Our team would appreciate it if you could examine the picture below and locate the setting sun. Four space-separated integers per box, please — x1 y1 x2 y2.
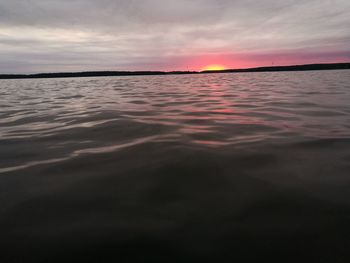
201 64 227 71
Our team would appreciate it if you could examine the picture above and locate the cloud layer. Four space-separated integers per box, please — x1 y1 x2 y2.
0 0 349 73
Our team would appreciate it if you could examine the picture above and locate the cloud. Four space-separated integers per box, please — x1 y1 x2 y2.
0 0 349 73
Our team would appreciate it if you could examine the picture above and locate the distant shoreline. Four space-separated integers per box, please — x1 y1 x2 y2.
1 62 349 80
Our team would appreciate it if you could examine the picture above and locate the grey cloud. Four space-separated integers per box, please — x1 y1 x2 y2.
0 0 349 73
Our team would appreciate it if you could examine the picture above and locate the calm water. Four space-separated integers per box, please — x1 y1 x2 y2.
1 70 350 262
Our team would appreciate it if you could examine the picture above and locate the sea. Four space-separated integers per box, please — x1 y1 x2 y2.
1 70 350 262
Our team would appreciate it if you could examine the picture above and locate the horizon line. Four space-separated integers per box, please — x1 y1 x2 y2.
1 62 350 79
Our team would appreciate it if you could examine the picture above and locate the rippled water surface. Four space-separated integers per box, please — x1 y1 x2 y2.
1 71 350 262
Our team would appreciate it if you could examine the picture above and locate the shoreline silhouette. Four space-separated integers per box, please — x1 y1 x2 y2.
0 62 349 79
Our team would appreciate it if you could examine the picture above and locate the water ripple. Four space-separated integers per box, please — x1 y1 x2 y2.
2 71 350 261
1 71 350 173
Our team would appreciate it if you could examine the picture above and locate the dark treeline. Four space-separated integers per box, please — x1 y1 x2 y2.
202 63 350 73
1 63 349 79
0 71 198 79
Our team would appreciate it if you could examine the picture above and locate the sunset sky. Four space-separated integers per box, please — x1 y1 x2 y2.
0 0 350 73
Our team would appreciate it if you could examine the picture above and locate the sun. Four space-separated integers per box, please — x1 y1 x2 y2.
201 64 227 71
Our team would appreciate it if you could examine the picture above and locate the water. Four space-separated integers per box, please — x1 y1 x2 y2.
1 70 350 262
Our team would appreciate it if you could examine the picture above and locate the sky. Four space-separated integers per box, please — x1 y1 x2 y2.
0 0 350 73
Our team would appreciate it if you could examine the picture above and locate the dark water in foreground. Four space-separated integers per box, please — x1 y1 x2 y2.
1 71 350 262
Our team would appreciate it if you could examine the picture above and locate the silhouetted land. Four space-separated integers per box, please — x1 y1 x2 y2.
1 63 349 79
202 62 350 74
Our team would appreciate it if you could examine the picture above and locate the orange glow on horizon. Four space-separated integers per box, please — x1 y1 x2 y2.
201 64 227 71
